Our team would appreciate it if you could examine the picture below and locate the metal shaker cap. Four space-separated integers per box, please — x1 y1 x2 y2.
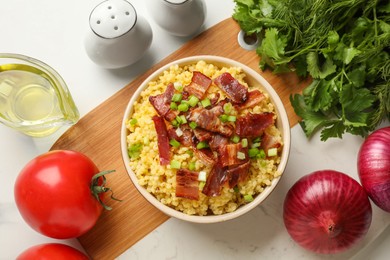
89 0 137 39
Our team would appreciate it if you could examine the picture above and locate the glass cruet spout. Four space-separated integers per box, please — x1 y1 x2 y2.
0 53 79 137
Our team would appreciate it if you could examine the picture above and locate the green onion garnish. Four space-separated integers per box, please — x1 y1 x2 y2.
258 149 266 159
227 115 236 122
248 148 260 158
187 95 199 107
189 121 197 129
198 171 207 182
237 151 246 160
129 118 137 125
244 194 254 202
230 135 240 143
169 139 180 148
241 138 248 148
189 161 196 170
223 102 233 114
201 98 211 108
178 103 189 112
179 115 187 124
267 148 278 157
196 141 209 149
170 160 181 169
220 114 229 123
172 93 182 102
170 102 178 110
174 82 183 91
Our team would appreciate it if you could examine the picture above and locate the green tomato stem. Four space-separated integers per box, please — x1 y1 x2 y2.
90 170 122 211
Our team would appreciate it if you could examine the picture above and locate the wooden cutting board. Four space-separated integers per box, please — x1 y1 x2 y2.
50 18 308 260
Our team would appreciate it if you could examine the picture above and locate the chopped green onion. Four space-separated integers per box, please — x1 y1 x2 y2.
257 149 266 159
248 148 260 158
170 160 181 169
227 115 236 122
244 194 254 202
128 143 143 159
201 98 211 108
199 181 206 190
189 161 196 170
172 93 182 102
188 95 199 107
174 82 183 91
175 115 187 125
175 127 183 137
186 150 194 156
223 102 233 114
241 138 248 148
178 103 189 112
170 102 178 110
189 121 197 129
230 135 240 143
169 139 180 148
253 137 261 143
233 186 239 193
196 141 209 149
129 118 137 125
251 142 261 148
198 171 207 182
267 148 278 157
171 119 179 127
220 114 229 122
237 151 246 160
179 115 187 124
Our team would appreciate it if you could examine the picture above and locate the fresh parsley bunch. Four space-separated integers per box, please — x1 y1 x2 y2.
233 0 390 141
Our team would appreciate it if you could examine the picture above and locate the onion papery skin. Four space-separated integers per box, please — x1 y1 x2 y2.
358 126 390 212
283 170 372 254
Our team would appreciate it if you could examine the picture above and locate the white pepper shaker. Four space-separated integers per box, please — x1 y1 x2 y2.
145 0 207 37
84 0 153 69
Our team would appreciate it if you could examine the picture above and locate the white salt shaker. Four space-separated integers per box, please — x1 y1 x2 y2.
84 0 153 69
145 0 207 37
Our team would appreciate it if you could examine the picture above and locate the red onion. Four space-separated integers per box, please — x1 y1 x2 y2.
358 126 390 212
283 170 372 254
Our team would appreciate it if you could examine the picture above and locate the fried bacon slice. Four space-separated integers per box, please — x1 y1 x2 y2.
261 130 282 154
167 124 193 147
176 169 199 200
149 83 175 117
152 115 171 165
235 112 274 137
218 143 249 168
187 106 233 137
202 162 228 197
184 71 212 99
227 161 250 188
236 90 265 110
213 72 248 104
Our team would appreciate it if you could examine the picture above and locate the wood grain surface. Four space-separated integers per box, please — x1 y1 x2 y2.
50 18 308 260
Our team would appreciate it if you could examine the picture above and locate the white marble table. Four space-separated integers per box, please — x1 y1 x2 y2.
1 1 389 259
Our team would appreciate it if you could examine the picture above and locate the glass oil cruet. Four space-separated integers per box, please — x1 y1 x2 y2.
0 53 79 137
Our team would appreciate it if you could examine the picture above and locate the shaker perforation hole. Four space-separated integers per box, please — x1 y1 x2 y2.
114 26 119 30
125 11 130 15
107 6 112 9
96 20 101 24
111 15 116 19
237 30 259 51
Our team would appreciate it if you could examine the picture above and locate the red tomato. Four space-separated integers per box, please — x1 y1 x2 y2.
14 150 105 239
17 243 89 260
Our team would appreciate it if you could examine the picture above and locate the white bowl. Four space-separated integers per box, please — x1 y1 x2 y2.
121 55 290 223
